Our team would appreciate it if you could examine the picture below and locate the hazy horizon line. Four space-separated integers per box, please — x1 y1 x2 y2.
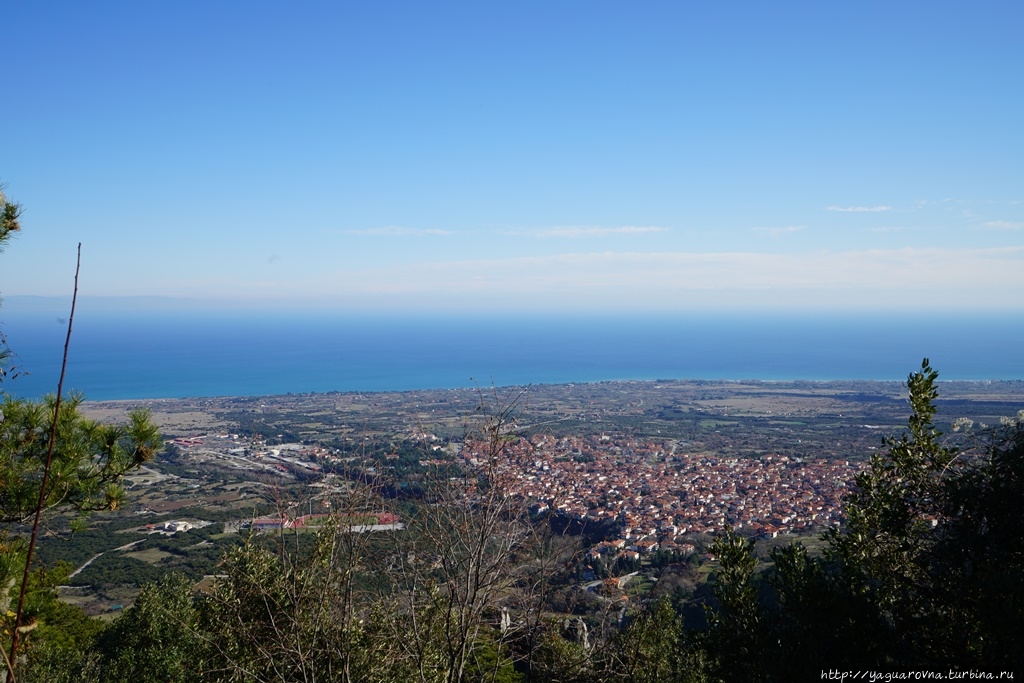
4 294 1023 317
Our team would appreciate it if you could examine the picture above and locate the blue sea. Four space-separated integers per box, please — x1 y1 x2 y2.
2 304 1023 401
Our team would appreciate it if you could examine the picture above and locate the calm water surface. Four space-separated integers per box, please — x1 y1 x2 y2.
2 309 1022 400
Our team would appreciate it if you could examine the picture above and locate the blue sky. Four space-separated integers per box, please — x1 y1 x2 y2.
3 1 1022 313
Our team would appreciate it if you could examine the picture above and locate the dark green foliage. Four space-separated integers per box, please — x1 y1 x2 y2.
0 395 162 524
526 625 592 683
87 524 426 682
927 417 1024 669
200 537 357 680
698 360 1024 678
32 526 123 569
527 597 709 683
1 394 162 673
0 186 21 382
0 186 20 252
4 562 105 683
702 531 764 682
461 634 523 683
97 574 202 683
68 553 171 588
611 596 700 683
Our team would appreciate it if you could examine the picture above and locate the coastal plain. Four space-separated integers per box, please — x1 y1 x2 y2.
50 378 1022 617
82 377 1024 460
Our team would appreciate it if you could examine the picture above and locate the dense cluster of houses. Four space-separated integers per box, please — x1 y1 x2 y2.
171 427 861 563
463 432 862 560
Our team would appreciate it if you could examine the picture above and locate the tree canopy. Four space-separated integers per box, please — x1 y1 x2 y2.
701 360 1024 680
0 186 20 250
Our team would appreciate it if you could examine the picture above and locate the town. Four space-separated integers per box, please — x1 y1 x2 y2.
485 433 858 541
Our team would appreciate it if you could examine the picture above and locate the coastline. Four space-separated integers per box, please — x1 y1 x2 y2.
78 376 1024 438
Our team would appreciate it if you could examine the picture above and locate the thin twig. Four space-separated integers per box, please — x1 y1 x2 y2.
0 640 17 683
8 243 81 669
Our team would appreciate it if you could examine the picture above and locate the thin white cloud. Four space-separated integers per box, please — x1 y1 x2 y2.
301 246 1024 311
983 220 1024 230
825 205 892 213
865 226 918 233
343 226 454 236
94 246 1024 311
752 225 804 237
509 226 669 238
